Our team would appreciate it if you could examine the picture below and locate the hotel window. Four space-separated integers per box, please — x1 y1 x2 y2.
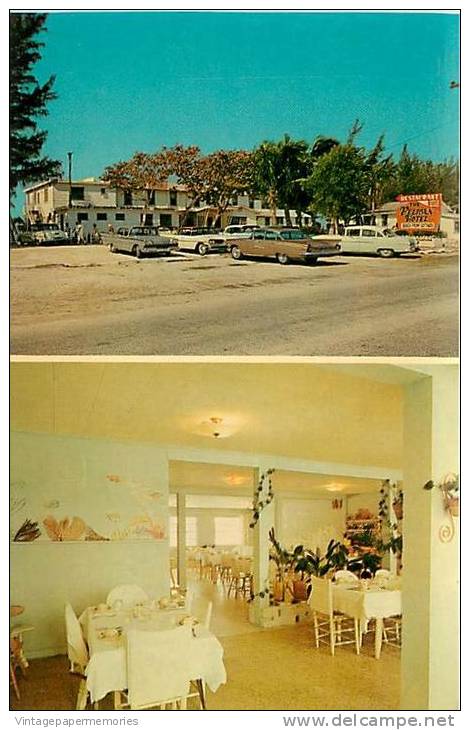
77 212 88 222
160 214 172 227
123 190 133 206
101 187 107 195
169 516 198 547
71 186 85 201
214 516 244 546
276 216 284 225
97 212 107 221
44 189 49 203
148 190 156 205
115 213 125 221
230 195 238 206
248 198 255 209
169 189 178 206
454 220 460 233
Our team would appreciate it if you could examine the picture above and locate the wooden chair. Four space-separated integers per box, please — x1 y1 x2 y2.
228 558 252 599
10 609 34 701
309 576 360 655
382 616 402 648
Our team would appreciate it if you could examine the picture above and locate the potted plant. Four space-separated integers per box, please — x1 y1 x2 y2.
424 473 459 516
268 528 302 603
348 550 382 578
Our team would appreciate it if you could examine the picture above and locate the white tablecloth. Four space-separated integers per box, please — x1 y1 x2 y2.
81 606 227 703
333 585 402 624
332 585 401 659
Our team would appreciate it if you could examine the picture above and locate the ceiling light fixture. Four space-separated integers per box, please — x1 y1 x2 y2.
210 417 223 438
185 412 242 439
325 483 346 492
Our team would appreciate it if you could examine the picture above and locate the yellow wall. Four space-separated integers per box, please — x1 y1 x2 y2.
10 361 404 471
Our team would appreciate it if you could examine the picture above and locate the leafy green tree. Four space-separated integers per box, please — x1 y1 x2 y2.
253 134 338 227
10 13 61 202
202 149 254 227
381 146 459 208
104 145 254 228
364 135 394 211
307 142 370 231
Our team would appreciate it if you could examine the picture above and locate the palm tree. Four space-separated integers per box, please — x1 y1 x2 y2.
253 134 339 228
252 141 280 225
276 134 310 226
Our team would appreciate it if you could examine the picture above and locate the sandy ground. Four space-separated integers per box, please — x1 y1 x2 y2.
10 244 459 356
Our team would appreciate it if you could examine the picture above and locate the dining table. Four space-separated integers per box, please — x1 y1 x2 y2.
332 582 402 659
79 602 227 705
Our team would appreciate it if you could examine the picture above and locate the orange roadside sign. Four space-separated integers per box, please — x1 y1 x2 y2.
396 193 442 232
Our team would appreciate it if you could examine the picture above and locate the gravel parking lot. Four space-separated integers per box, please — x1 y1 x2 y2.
10 244 459 356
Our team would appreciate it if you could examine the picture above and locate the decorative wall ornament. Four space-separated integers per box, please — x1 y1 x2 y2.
424 473 459 541
249 468 275 528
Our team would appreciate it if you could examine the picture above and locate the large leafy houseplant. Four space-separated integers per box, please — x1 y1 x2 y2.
294 539 349 579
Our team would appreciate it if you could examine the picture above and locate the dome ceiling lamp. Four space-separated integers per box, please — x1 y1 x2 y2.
193 415 238 439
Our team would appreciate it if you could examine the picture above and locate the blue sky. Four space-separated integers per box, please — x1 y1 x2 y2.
23 11 460 199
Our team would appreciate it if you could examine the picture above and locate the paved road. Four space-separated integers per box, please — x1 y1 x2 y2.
10 246 459 356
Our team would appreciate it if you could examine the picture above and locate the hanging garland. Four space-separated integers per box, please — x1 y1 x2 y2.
378 478 403 571
249 468 275 528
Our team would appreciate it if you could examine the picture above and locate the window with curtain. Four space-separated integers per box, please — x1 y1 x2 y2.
214 516 244 546
169 516 198 547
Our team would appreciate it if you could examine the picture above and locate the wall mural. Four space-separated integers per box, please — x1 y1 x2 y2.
10 469 167 544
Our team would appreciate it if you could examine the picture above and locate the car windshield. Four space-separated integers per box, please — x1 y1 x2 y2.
131 227 158 236
31 223 59 231
382 229 396 237
279 230 305 240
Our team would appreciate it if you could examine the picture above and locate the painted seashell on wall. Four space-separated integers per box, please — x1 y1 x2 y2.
43 515 87 541
13 519 41 542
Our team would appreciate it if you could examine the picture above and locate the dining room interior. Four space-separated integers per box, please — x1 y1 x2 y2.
9 359 459 711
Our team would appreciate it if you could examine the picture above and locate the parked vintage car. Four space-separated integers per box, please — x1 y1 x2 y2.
222 224 260 238
29 222 69 245
229 227 341 264
341 226 417 257
164 227 227 255
103 226 178 258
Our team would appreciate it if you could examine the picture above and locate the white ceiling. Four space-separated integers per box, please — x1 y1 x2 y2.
10 360 434 470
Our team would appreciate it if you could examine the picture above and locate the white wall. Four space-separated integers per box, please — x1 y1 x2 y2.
401 368 459 710
10 431 170 658
277 497 345 552
169 506 252 548
346 491 380 517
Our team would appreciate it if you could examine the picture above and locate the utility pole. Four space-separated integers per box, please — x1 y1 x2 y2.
67 152 73 207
